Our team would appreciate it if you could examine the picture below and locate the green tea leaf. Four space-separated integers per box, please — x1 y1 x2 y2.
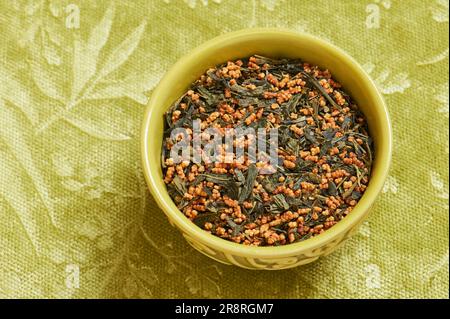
273 194 289 210
172 175 187 197
300 70 341 110
226 218 243 237
234 169 245 184
193 212 219 228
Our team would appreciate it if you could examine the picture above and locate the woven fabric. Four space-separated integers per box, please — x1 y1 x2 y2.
0 0 448 299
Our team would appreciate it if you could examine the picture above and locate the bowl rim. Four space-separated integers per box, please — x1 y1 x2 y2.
141 28 392 258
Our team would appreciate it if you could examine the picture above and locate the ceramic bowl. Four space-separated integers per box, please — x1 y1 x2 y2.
141 28 392 270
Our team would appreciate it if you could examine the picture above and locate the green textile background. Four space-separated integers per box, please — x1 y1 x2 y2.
0 0 448 299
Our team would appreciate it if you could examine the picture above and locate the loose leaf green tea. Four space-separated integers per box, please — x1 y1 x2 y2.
162 55 373 246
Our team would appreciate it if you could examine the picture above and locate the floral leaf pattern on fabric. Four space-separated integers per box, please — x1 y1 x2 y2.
72 4 115 99
362 63 411 94
0 65 39 125
0 100 57 227
30 4 149 136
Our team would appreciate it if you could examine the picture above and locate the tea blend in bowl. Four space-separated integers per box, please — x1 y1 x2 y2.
162 55 373 246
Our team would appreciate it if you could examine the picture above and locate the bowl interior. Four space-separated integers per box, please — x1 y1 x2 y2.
142 29 391 258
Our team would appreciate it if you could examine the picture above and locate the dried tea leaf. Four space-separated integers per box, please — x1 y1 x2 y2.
226 218 243 237
273 194 289 210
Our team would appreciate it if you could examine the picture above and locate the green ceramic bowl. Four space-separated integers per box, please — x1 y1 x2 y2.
141 28 392 270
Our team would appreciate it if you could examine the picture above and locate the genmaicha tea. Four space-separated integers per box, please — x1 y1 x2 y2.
162 55 373 246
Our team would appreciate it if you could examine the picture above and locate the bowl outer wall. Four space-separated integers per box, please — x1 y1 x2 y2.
141 28 392 259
